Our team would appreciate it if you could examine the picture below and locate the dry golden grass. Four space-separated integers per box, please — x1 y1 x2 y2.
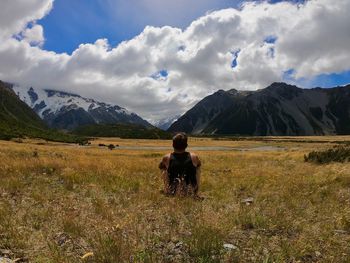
0 137 349 262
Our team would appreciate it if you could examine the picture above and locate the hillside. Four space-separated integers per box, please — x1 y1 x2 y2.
0 81 86 143
74 123 172 139
169 82 350 136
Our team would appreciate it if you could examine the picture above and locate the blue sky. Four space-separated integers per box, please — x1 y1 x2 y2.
296 71 350 88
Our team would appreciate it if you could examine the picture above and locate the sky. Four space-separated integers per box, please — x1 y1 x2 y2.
0 0 349 122
39 0 242 54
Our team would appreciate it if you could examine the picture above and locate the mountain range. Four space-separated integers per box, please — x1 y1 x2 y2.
2 80 350 138
168 82 350 136
12 86 151 131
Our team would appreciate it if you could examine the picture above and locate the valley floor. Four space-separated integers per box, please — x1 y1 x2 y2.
0 137 349 262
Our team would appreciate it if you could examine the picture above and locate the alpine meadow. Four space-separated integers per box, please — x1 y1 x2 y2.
1 137 350 262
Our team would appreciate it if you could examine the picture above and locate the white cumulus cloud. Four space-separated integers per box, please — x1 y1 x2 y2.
0 0 53 41
22 24 45 46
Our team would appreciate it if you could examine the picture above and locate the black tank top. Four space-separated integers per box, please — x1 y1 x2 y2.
167 152 197 187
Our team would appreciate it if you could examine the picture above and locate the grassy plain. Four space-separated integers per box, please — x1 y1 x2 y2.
0 137 349 262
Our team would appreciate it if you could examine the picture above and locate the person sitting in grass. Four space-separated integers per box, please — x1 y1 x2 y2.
159 132 201 197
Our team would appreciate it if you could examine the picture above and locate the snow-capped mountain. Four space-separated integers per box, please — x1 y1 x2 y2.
153 115 180 130
12 86 151 130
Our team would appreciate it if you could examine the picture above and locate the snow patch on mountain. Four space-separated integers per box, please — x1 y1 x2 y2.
13 86 130 118
153 115 180 130
12 86 150 130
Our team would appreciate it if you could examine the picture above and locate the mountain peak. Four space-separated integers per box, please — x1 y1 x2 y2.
215 88 252 97
266 82 299 90
227 89 238 94
214 89 226 95
262 82 302 100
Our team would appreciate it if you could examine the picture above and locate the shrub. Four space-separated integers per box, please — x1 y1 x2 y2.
108 144 116 150
304 145 350 164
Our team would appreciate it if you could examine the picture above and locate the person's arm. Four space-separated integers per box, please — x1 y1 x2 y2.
159 154 170 193
190 153 201 194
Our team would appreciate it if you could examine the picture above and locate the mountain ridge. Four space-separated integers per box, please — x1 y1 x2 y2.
168 82 350 136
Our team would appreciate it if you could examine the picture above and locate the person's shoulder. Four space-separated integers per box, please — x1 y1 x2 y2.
162 153 172 164
189 152 201 167
189 152 199 159
162 153 171 161
159 153 171 170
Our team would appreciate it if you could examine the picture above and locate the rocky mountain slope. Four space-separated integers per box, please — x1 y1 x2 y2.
13 86 151 130
168 82 350 136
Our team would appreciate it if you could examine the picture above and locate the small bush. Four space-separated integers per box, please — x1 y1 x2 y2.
79 140 91 146
304 145 350 164
108 144 116 150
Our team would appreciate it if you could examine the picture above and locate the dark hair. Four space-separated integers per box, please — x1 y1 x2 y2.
172 132 188 151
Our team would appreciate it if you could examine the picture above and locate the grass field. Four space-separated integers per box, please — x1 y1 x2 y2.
0 137 349 262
